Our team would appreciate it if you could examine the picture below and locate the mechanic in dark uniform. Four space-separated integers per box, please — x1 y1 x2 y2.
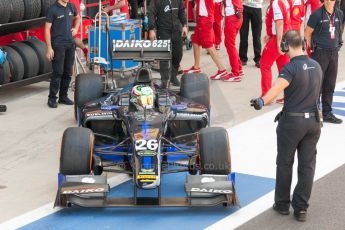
148 0 188 88
45 0 80 108
305 0 344 123
251 30 322 222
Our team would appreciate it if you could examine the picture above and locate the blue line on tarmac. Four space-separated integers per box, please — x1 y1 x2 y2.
19 173 275 230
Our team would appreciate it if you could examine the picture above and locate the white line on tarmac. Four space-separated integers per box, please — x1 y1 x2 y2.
205 191 275 230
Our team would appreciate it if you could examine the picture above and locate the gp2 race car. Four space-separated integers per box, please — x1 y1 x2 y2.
55 40 238 208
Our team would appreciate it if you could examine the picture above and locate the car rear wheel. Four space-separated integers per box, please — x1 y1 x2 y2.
74 73 103 120
180 73 210 110
60 127 94 175
170 73 210 143
199 127 231 175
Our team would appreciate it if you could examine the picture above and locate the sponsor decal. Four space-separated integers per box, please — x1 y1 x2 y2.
62 187 105 194
85 111 113 117
293 7 299 16
135 139 158 151
113 40 170 49
138 150 157 156
139 170 155 174
201 177 216 183
137 175 157 179
303 63 315 70
164 5 178 12
101 105 119 111
190 188 232 194
140 180 156 183
81 177 96 184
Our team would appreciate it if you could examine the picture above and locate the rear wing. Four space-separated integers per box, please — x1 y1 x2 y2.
112 40 171 62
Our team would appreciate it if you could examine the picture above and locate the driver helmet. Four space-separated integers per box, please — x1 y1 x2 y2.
132 85 155 109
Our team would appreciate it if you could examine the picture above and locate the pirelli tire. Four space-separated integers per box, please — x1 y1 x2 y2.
0 0 11 24
9 0 25 22
9 42 39 79
199 127 231 175
74 74 103 120
0 61 11 85
2 46 24 82
60 127 94 175
41 0 56 16
23 38 52 74
180 73 210 110
23 0 42 20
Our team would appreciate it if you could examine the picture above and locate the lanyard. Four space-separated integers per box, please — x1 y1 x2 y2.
325 11 335 27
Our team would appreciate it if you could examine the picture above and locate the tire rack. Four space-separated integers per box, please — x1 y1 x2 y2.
0 17 52 91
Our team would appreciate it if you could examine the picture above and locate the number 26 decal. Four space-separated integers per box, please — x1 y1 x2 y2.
135 139 158 151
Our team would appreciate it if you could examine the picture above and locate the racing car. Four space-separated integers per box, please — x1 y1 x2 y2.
55 40 237 208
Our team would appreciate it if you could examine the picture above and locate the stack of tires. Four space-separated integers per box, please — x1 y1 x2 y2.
0 0 55 24
0 38 52 85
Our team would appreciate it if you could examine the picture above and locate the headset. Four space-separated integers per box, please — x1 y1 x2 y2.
280 31 306 53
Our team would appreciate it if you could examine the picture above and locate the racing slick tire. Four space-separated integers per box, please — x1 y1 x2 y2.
23 0 42 20
41 0 56 16
60 127 94 175
199 127 231 175
180 73 210 110
0 61 11 85
8 42 39 79
9 0 25 22
23 38 52 74
2 46 25 81
0 0 11 24
74 73 103 120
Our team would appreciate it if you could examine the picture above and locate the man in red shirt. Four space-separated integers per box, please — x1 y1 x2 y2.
213 0 224 50
184 0 227 80
260 0 291 97
304 0 321 25
289 0 305 30
102 0 129 16
221 0 244 82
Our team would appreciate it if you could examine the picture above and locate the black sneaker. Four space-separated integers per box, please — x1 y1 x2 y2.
273 203 290 215
255 61 260 68
58 96 74 105
323 113 343 124
294 209 307 222
47 99 58 108
241 60 247 66
170 76 180 87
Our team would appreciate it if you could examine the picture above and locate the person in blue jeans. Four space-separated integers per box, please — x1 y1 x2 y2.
45 0 80 108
